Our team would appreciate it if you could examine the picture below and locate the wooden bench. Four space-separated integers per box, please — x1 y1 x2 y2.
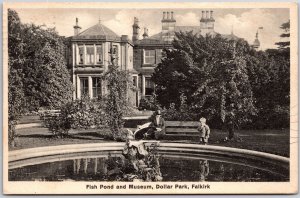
165 121 199 137
39 110 61 127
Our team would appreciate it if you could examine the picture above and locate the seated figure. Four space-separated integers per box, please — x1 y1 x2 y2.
145 110 165 140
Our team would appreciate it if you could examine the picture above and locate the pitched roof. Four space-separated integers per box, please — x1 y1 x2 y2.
149 32 163 40
221 33 240 41
144 26 241 44
73 23 119 40
174 26 202 34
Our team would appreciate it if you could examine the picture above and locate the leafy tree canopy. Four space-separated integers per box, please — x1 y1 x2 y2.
152 32 257 136
8 9 73 145
8 9 73 113
152 30 290 132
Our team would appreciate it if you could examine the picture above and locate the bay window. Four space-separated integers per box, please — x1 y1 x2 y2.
96 45 103 64
78 46 84 64
86 46 94 64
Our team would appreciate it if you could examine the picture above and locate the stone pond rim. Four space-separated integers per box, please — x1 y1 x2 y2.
8 142 289 175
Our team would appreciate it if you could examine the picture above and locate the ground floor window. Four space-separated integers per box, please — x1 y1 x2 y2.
145 77 154 97
80 77 89 97
92 77 102 99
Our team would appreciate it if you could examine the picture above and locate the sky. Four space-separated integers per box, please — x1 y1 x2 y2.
14 8 289 50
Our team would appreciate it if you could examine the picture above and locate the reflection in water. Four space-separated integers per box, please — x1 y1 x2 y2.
70 157 108 180
199 160 209 181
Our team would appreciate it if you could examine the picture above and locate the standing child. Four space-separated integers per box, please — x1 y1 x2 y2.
197 117 210 145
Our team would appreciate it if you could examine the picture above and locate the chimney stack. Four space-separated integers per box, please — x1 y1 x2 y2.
171 11 174 20
73 17 81 36
132 17 140 43
142 28 149 39
210 10 214 18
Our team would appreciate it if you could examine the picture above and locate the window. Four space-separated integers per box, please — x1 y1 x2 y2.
80 77 89 97
78 46 84 64
144 50 155 64
112 45 118 56
156 49 163 64
86 46 94 64
133 76 137 87
92 77 102 99
96 45 103 64
145 77 154 96
109 45 118 64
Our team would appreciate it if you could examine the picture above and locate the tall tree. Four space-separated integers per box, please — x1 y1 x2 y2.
8 9 73 146
102 48 131 140
246 49 289 129
152 32 257 138
20 24 73 110
8 9 26 146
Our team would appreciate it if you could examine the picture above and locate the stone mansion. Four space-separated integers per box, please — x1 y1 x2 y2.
65 10 260 107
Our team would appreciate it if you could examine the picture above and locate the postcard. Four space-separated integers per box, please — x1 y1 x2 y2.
3 1 298 194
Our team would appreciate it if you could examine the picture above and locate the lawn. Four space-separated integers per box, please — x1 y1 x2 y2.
11 126 290 157
11 127 112 151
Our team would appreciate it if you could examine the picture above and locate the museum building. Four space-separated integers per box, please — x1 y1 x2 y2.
66 10 260 107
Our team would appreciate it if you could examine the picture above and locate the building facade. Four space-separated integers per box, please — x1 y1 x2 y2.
66 19 138 106
66 11 260 107
132 10 242 105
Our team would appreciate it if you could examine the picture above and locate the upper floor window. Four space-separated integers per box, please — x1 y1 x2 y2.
96 45 103 64
112 45 118 56
109 45 119 64
78 46 84 64
156 49 163 64
86 46 94 65
144 50 155 65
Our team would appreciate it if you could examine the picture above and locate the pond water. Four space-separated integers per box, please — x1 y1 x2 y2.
9 154 288 182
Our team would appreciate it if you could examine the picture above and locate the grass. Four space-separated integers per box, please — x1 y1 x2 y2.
11 126 290 157
204 129 289 157
11 127 113 151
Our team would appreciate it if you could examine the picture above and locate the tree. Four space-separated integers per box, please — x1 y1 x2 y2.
102 49 132 140
275 20 290 49
29 41 73 108
245 22 290 129
246 49 289 129
152 32 257 138
20 24 73 110
8 9 26 146
8 9 73 146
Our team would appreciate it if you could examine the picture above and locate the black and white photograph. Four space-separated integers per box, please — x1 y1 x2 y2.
3 2 298 194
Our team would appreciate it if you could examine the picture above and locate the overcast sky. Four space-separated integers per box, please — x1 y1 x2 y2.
14 8 289 50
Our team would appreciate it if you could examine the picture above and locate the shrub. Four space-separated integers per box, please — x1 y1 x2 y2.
45 114 71 138
161 95 199 121
138 94 160 111
138 98 155 111
44 97 107 137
